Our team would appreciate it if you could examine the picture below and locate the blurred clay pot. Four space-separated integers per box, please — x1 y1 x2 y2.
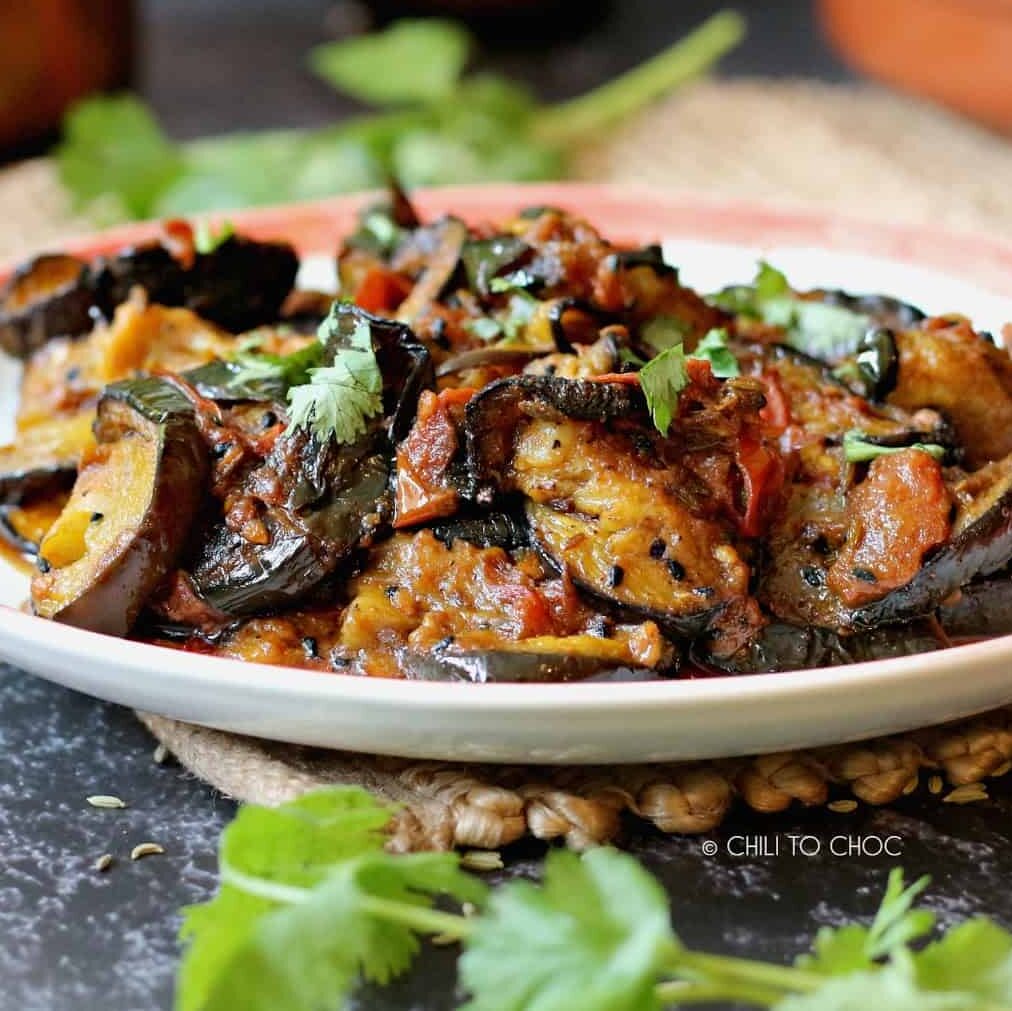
0 1 132 153
819 0 1012 133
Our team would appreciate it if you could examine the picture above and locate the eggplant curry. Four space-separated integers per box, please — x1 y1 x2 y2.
3 188 1012 682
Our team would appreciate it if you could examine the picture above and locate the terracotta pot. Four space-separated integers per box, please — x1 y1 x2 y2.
819 0 1012 133
0 1 132 153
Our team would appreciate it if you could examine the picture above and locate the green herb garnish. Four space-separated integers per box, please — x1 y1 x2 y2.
194 218 236 254
639 344 690 437
287 315 383 444
177 786 1012 1011
691 327 740 378
843 431 947 463
57 13 745 221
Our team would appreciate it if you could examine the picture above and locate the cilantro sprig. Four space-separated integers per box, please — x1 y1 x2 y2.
638 327 740 436
177 786 1012 1011
843 431 947 464
712 261 872 362
56 13 744 221
229 303 384 444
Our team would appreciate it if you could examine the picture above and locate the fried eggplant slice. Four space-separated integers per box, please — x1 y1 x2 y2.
31 378 208 635
0 412 95 504
0 254 94 358
466 373 768 637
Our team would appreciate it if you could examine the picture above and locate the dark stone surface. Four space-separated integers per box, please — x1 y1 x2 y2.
5 662 1012 1011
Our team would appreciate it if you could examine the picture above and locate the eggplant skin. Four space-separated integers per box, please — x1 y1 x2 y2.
31 378 208 636
0 254 94 358
430 511 529 552
182 237 299 333
400 648 648 683
189 307 431 617
695 621 943 675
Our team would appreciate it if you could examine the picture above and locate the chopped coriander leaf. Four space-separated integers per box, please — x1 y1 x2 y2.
692 327 740 378
287 319 384 444
843 431 947 463
459 848 677 1011
639 344 689 436
755 259 790 300
465 317 504 342
228 341 325 391
768 298 871 362
194 218 236 254
641 314 690 353
462 237 530 295
309 19 473 106
618 346 646 368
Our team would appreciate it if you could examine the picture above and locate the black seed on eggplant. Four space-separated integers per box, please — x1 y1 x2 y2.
666 559 686 581
650 539 666 559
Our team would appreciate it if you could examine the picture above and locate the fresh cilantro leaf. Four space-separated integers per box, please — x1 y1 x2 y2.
692 328 740 378
641 315 691 353
194 219 235 254
459 848 676 1011
755 259 790 300
288 318 384 443
177 787 395 1011
178 787 486 1011
309 19 472 106
914 919 1012 999
842 431 946 464
766 298 871 362
229 341 325 392
799 869 934 976
462 236 530 295
639 345 689 436
776 963 981 1011
465 317 504 342
619 347 647 368
58 94 185 219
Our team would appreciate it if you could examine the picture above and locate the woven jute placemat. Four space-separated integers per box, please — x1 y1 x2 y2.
6 80 1012 849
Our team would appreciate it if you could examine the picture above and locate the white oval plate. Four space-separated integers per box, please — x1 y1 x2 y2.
2 183 1011 764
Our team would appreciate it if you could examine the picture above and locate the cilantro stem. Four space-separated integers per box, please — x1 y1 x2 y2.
675 950 824 994
533 11 745 146
356 895 475 940
654 978 782 1006
220 866 312 906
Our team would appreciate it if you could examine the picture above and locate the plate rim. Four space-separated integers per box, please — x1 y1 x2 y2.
3 181 1012 724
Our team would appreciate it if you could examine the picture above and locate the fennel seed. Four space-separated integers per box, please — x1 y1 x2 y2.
87 795 127 809
943 784 989 805
94 853 114 872
153 743 169 764
827 800 858 814
130 842 165 860
992 761 1012 778
929 775 944 794
902 777 918 796
461 850 504 872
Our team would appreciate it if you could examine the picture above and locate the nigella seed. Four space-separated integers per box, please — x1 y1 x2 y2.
37 557 51 573
853 568 878 583
384 584 400 600
301 637 319 660
694 585 716 598
666 559 685 581
212 442 234 460
649 538 666 559
552 440 561 450
608 565 625 588
90 512 105 523
801 565 824 587
434 636 456 652
260 410 278 431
